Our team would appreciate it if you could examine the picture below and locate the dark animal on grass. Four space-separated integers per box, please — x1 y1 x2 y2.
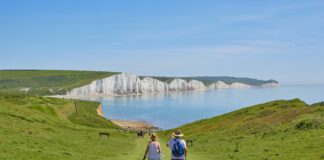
99 132 110 138
137 131 145 137
186 139 194 147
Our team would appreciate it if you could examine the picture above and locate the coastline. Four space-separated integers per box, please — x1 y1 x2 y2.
48 87 249 99
49 89 208 99
95 103 159 131
48 83 279 99
111 119 159 131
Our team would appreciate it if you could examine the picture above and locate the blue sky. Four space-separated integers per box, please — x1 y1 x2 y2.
1 1 324 84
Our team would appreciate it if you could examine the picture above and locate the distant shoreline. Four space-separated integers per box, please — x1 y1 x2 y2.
48 85 277 99
110 119 159 131
96 103 159 131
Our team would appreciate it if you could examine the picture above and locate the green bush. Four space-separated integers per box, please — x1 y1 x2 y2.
295 118 323 130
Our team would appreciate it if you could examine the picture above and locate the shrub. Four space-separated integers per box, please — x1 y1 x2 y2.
295 118 323 130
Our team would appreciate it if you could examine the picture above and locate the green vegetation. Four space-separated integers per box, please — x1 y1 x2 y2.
161 99 324 160
0 92 322 159
0 70 118 95
0 93 160 160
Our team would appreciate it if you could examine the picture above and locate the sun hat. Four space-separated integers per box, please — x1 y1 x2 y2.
171 130 184 138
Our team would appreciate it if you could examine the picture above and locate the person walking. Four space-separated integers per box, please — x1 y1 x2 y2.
168 130 188 160
143 133 162 160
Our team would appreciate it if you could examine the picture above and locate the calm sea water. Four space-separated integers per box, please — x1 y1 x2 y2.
81 85 324 129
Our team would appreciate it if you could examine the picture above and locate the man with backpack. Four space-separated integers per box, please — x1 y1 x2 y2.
167 130 188 160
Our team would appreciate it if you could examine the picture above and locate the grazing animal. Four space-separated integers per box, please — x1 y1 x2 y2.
186 139 193 147
99 132 110 138
137 131 145 137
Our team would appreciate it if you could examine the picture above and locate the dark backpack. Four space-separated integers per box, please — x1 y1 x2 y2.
172 139 185 157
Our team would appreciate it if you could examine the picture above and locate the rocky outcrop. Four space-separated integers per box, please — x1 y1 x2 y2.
168 79 205 91
97 104 104 117
141 77 169 93
67 73 274 96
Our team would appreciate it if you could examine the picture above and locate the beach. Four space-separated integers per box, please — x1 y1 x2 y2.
111 119 159 131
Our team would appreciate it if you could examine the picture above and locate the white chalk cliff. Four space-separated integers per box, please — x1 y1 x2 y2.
66 73 273 96
208 81 252 89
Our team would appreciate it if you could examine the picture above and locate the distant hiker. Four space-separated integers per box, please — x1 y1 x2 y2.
167 130 187 160
143 133 162 160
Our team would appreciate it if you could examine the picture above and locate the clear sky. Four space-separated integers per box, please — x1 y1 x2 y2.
1 1 324 84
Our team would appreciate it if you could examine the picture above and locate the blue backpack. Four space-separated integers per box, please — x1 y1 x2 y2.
172 139 185 157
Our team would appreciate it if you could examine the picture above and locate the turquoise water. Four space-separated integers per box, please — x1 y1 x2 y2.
82 85 324 129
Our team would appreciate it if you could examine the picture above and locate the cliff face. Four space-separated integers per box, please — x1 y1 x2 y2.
168 79 205 91
208 81 251 89
66 73 274 96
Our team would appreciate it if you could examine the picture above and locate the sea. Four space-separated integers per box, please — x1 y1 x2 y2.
80 85 324 129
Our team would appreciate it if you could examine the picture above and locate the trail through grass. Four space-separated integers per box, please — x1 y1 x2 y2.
1 93 323 159
0 94 186 160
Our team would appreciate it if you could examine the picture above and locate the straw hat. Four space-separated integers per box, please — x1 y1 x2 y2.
172 130 184 138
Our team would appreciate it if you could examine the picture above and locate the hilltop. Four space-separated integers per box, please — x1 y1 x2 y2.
0 70 118 95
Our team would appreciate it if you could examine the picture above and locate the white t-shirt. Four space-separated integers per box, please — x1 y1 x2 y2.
148 141 161 159
168 138 187 159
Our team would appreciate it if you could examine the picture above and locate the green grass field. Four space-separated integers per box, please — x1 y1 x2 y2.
0 93 154 160
161 99 324 160
0 93 323 159
0 70 118 95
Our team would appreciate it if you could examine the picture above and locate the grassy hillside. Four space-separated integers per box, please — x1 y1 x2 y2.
0 93 323 159
0 70 118 95
0 93 157 160
161 99 324 160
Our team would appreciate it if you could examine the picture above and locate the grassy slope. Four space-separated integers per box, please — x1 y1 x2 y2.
1 92 323 159
161 99 324 160
0 94 155 160
0 70 118 95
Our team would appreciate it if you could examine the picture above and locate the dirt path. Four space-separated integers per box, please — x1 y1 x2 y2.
127 134 171 160
107 122 200 159
132 134 200 160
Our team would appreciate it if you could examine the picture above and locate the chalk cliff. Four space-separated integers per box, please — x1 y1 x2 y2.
66 73 275 96
208 81 251 89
